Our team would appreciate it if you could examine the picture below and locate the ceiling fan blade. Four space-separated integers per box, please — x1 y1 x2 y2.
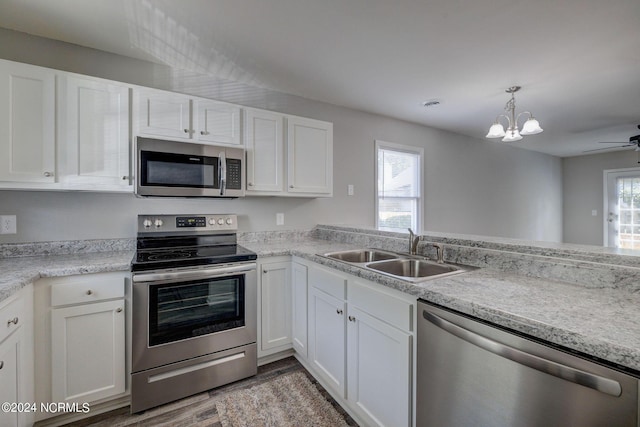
583 144 634 153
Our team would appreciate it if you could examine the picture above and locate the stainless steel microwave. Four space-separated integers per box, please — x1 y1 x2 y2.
135 137 245 198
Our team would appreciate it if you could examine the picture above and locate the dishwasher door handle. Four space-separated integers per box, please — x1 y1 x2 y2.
422 310 623 397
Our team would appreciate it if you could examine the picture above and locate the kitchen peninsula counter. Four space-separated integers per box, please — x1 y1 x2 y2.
1 228 639 375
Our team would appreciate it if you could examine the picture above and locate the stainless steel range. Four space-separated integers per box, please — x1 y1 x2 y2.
130 214 257 413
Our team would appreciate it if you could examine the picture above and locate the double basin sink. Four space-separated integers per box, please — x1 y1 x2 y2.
321 249 467 283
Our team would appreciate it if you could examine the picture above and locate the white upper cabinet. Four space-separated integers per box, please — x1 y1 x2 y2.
58 75 131 188
196 99 241 145
245 109 333 197
0 59 55 183
245 108 285 193
136 89 192 140
287 116 333 195
135 88 241 145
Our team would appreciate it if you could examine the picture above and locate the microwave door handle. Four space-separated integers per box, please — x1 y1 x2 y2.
219 151 226 195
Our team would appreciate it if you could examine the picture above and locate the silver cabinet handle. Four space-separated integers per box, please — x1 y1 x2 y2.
7 317 18 326
348 315 356 322
0 361 3 369
422 310 623 397
86 290 93 295
200 131 210 135
336 309 343 315
44 171 53 177
116 307 123 313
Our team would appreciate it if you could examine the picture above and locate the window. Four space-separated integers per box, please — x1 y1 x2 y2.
375 140 423 232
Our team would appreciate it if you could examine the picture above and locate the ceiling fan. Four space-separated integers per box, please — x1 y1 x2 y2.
582 125 640 154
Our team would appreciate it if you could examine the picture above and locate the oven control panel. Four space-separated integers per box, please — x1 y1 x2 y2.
138 214 238 233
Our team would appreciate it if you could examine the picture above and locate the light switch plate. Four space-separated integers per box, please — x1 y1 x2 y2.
276 213 284 226
348 184 354 196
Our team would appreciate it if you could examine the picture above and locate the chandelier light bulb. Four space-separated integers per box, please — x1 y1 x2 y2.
486 123 506 138
521 117 543 135
502 128 522 142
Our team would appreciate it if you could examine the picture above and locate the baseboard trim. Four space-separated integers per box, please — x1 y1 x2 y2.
258 349 295 366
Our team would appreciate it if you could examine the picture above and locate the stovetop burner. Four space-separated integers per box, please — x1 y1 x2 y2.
131 214 257 273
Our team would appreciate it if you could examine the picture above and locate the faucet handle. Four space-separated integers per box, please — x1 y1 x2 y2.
431 243 444 264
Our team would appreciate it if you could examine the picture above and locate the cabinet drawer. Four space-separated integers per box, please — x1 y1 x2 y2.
349 280 413 332
0 293 24 344
308 265 346 300
51 272 125 307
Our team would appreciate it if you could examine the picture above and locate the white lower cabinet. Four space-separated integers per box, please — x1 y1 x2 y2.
0 285 34 427
258 258 292 357
35 272 128 422
291 262 309 358
304 261 415 427
257 256 415 426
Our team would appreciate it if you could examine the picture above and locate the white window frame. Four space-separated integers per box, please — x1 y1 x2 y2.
374 140 424 232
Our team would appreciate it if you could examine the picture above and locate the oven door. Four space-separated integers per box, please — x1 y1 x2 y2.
132 263 257 373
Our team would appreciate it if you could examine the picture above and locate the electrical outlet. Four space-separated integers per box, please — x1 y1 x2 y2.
347 184 354 196
0 215 17 234
276 213 285 226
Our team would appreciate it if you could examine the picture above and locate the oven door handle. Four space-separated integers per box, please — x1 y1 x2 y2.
132 263 256 283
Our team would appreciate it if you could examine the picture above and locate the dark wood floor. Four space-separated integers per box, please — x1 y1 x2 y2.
62 357 358 426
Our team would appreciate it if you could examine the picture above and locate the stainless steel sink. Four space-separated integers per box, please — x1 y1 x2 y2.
323 249 399 263
366 258 462 281
320 248 468 282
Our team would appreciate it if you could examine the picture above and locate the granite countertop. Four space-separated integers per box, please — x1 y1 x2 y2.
0 250 134 303
243 239 640 373
1 237 638 374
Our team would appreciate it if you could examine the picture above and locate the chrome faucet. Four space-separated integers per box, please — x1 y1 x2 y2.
431 243 444 264
408 228 420 255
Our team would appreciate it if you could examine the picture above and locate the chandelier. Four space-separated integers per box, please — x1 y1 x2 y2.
485 86 543 142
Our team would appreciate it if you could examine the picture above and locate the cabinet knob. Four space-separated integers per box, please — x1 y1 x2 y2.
116 307 123 313
248 182 253 186
0 361 3 370
43 171 53 177
200 131 210 135
336 309 343 315
122 176 129 180
289 185 294 189
184 129 189 133
86 290 93 295
348 315 356 322
263 270 267 274
7 317 18 326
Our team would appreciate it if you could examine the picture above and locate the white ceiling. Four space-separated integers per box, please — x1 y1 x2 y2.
1 0 639 157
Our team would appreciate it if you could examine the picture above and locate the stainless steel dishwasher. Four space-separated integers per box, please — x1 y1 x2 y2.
417 300 638 427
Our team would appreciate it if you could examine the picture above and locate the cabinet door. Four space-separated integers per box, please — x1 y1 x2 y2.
137 89 192 140
196 99 240 145
245 109 284 193
0 60 55 183
286 116 332 195
347 306 412 427
0 333 19 427
308 287 346 397
59 75 131 188
291 262 308 358
259 262 292 354
51 299 125 403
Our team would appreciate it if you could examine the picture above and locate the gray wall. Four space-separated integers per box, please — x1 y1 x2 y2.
563 151 638 245
0 28 563 244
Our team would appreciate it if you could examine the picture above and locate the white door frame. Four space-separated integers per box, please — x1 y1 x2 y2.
603 167 640 247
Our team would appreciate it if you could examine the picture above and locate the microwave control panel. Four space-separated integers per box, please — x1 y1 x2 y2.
225 159 242 190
